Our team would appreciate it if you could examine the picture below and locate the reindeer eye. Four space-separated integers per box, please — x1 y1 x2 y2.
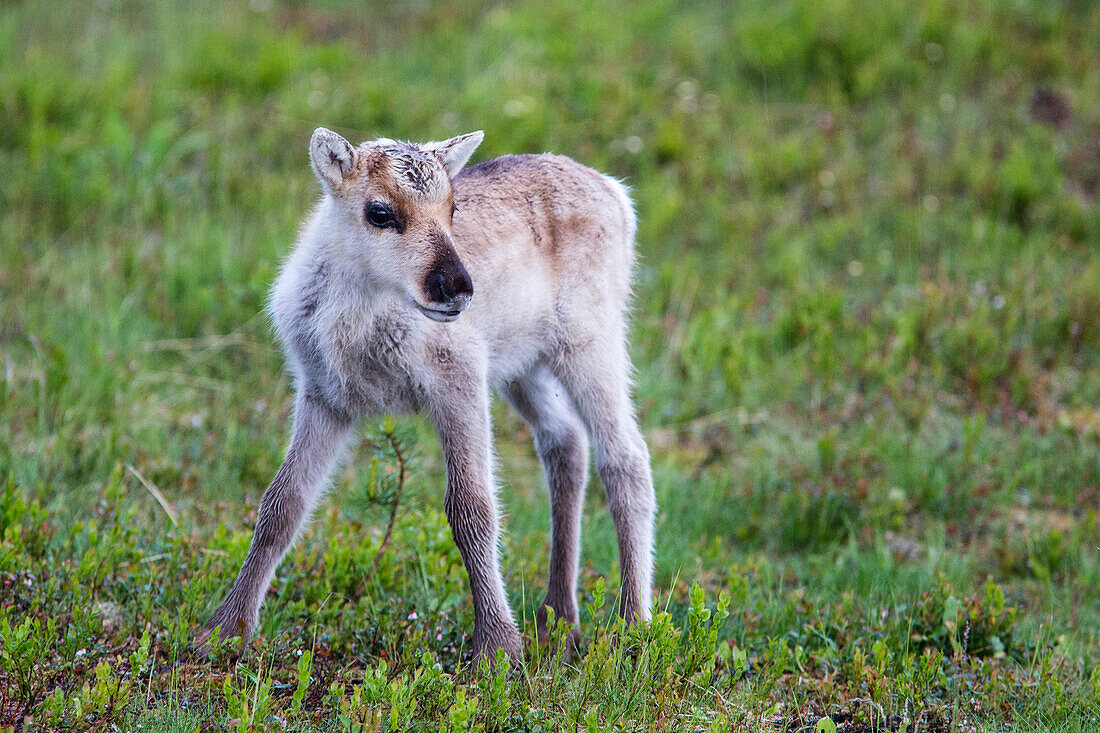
366 201 396 229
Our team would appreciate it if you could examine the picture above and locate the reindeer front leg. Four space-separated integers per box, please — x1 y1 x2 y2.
198 393 352 650
428 367 522 667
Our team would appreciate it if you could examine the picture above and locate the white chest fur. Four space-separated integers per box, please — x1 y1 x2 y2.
271 251 422 417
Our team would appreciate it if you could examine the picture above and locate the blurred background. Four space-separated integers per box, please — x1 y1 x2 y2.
2 0 1099 720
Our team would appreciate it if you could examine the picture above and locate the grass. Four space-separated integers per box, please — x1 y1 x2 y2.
2 0 1099 729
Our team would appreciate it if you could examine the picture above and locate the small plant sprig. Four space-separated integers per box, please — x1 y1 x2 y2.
681 582 732 687
371 419 411 573
222 662 275 733
345 417 418 574
0 616 55 719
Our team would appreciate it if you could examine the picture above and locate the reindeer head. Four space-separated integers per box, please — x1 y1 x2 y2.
308 128 483 322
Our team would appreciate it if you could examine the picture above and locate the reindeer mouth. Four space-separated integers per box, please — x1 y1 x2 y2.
415 302 463 322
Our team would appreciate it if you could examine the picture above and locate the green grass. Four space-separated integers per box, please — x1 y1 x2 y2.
2 0 1100 730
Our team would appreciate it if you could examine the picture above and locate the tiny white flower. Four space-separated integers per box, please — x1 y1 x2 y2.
503 99 526 118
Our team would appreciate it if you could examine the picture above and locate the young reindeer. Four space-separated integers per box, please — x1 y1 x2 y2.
197 128 656 665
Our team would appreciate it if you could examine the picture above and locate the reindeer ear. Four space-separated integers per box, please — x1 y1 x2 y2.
425 131 484 178
309 128 357 192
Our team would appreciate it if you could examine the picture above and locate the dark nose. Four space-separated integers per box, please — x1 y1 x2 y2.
426 259 473 305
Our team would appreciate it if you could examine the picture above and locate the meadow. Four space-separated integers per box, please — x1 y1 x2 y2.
2 0 1099 730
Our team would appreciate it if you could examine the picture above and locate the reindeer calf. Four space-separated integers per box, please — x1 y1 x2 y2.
198 128 656 664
